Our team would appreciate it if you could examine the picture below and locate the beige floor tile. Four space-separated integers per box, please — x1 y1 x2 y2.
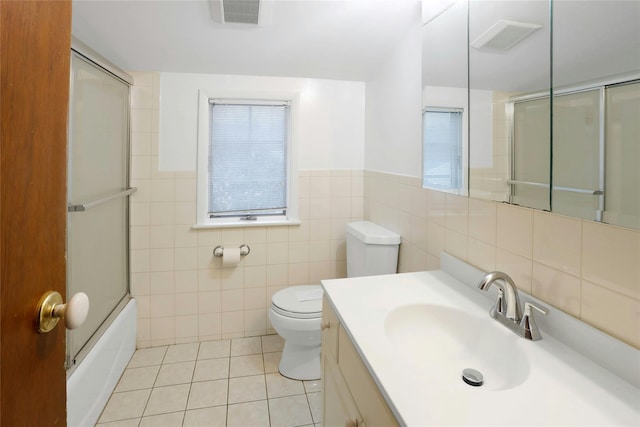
115 365 160 392
307 391 322 423
95 418 141 427
198 339 230 360
269 394 313 427
230 336 262 356
265 373 305 398
139 411 184 427
164 342 199 363
303 379 321 394
229 354 264 377
183 406 227 427
263 351 281 373
103 335 318 427
127 347 167 368
192 358 229 382
99 389 151 423
154 361 195 386
227 400 270 427
187 379 228 410
144 384 190 416
228 375 267 404
261 334 284 353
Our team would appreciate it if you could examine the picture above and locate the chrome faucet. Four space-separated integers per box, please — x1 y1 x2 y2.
477 271 548 340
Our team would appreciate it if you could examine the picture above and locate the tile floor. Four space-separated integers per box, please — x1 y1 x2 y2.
96 335 321 427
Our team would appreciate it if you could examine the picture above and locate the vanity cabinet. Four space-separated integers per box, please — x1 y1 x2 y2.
322 296 399 427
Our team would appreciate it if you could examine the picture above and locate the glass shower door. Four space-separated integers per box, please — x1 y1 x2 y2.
67 52 131 367
604 81 640 229
552 89 602 221
510 98 551 211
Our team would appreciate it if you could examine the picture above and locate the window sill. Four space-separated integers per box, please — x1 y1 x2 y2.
192 219 302 229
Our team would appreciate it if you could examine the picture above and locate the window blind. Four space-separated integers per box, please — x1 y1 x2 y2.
423 108 463 189
208 101 289 216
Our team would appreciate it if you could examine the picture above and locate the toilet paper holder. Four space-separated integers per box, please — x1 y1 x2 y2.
213 244 250 258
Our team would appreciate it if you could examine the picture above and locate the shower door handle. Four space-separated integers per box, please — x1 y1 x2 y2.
35 291 90 333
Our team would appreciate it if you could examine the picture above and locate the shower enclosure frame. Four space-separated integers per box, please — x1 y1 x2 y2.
66 37 135 375
507 73 640 223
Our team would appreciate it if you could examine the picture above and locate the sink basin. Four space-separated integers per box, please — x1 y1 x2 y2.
324 265 640 426
384 304 530 391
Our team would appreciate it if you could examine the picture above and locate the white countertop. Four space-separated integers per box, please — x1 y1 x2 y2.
322 265 640 426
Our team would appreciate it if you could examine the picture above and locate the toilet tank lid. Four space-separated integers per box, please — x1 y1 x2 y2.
346 221 401 245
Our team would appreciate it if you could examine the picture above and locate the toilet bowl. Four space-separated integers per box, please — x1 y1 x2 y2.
268 284 323 380
269 221 401 380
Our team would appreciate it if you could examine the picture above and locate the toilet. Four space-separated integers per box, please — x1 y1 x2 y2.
268 221 401 380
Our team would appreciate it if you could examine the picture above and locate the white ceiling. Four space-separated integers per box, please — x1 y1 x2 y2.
72 0 640 89
72 0 420 81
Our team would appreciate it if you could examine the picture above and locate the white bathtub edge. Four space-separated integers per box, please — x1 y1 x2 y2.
67 298 137 427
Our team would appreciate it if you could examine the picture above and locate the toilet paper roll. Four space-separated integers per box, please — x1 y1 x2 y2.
222 247 241 267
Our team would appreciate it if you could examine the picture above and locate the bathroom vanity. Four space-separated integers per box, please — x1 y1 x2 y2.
321 254 640 426
321 295 398 427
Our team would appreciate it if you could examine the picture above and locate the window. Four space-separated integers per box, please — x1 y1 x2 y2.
422 107 464 190
196 92 299 227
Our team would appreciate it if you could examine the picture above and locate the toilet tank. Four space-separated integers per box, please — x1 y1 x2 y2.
346 221 401 278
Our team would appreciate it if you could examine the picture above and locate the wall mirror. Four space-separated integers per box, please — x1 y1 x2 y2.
423 0 640 230
552 1 640 228
468 0 551 208
421 0 469 196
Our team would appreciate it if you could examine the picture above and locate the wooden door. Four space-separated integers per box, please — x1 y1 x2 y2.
1 1 71 425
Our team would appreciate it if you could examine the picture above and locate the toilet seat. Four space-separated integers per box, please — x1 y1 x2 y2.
271 285 323 320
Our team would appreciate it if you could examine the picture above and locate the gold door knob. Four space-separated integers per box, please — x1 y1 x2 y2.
321 321 331 330
36 291 90 333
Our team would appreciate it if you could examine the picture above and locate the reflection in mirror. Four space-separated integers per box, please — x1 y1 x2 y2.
422 0 469 196
468 0 551 208
551 89 601 220
511 96 550 210
605 82 640 229
552 1 640 229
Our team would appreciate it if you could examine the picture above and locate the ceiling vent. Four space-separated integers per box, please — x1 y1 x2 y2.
471 19 542 51
210 0 274 26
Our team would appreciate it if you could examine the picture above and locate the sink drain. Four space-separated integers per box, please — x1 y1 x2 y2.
462 368 484 387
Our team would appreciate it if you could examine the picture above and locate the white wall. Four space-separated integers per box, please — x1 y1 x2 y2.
159 73 365 171
364 3 422 177
468 89 494 168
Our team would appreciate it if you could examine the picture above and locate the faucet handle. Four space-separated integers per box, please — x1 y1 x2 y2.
520 302 549 340
489 288 505 319
525 302 549 316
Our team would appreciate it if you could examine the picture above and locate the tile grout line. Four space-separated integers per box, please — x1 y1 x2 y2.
182 342 200 418
225 340 232 427
260 338 272 427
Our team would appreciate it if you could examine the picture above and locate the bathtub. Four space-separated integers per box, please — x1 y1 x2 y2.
67 299 137 427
